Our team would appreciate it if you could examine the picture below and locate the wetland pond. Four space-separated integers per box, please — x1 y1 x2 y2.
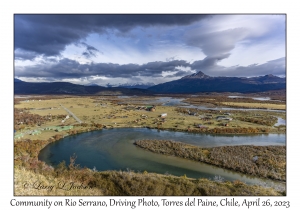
118 96 285 112
275 117 286 126
39 128 286 189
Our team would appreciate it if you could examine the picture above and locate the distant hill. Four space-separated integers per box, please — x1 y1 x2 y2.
85 83 99 86
14 72 286 95
14 78 24 83
148 71 286 94
14 81 153 95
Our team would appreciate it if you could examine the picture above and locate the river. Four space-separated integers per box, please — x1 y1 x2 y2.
39 128 285 189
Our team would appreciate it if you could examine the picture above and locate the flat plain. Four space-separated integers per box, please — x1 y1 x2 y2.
13 93 286 196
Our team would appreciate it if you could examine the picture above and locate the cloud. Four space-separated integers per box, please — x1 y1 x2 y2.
77 42 101 58
166 70 195 78
14 49 39 61
186 28 250 57
191 53 231 70
14 14 208 59
184 27 252 75
14 15 285 85
194 57 285 78
15 58 190 79
15 55 285 86
219 57 286 77
183 15 285 69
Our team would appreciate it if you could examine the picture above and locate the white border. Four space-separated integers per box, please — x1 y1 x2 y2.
2 0 298 209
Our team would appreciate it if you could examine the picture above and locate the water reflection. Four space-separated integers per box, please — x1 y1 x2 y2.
39 128 285 189
275 117 286 126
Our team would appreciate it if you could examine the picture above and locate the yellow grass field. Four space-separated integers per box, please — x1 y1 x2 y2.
221 102 286 110
14 96 286 142
14 167 104 196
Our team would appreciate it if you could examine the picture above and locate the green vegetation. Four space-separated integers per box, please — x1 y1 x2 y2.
134 140 286 181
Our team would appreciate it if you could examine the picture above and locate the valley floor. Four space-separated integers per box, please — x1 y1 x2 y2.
13 94 286 196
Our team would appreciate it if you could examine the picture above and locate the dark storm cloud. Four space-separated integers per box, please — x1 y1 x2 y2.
15 58 190 79
78 42 101 58
14 14 209 59
217 57 286 77
191 54 231 70
15 56 285 81
142 60 190 73
166 70 195 78
14 49 39 61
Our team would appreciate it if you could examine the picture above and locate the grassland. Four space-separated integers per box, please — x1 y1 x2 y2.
14 95 286 142
134 140 286 181
220 102 286 110
13 94 286 196
183 92 286 110
14 167 283 196
14 167 104 196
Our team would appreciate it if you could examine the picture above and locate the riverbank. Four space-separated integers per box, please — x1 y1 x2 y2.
134 140 286 181
14 129 286 195
14 135 284 196
14 166 283 196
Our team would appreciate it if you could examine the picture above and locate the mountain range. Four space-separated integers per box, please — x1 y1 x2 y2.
85 82 155 89
148 71 286 94
14 71 285 95
116 82 155 89
14 80 151 95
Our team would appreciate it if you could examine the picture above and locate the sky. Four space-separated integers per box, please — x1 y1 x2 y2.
14 14 286 86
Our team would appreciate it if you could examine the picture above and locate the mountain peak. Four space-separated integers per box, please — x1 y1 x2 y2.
182 71 210 79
